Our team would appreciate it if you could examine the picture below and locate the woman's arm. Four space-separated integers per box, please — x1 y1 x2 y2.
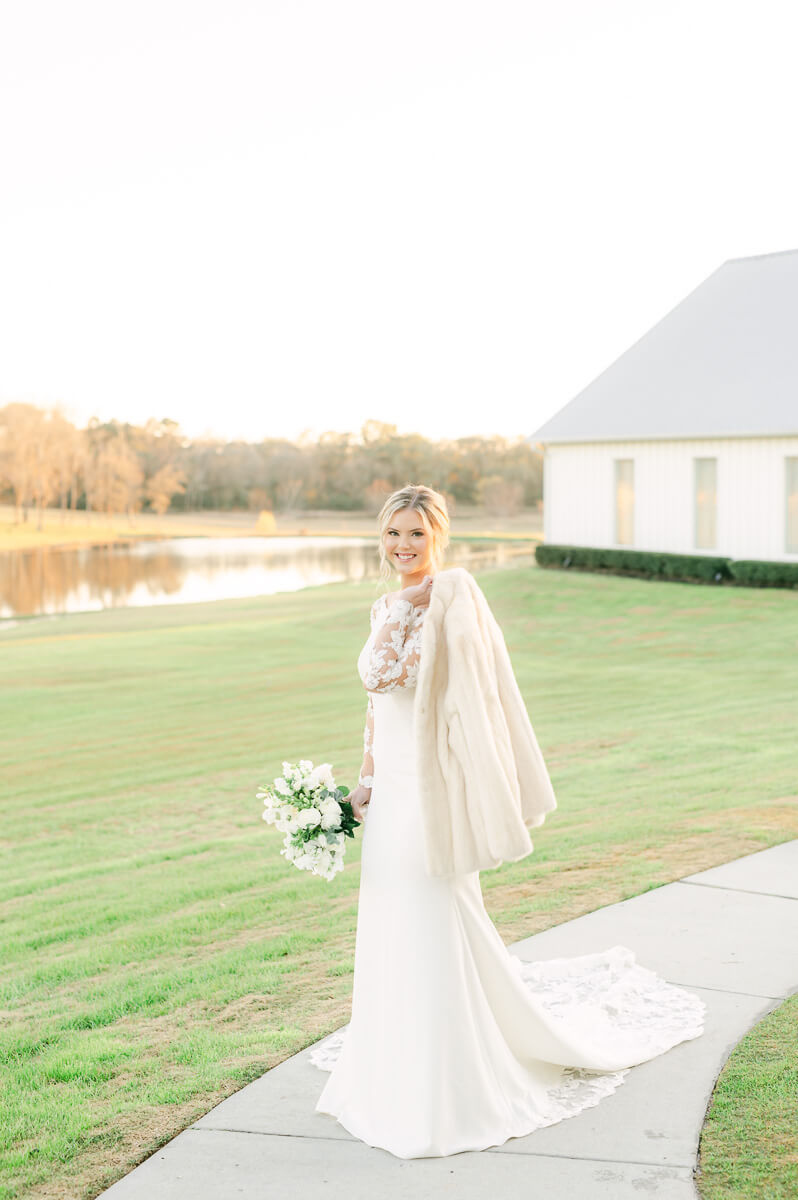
357 692 375 788
362 598 423 692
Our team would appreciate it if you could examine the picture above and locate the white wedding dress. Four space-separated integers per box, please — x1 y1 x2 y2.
311 588 706 1159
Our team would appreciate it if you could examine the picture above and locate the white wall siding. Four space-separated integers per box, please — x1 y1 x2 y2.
543 442 613 547
543 436 798 562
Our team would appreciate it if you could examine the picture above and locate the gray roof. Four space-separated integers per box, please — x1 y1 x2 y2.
530 248 798 444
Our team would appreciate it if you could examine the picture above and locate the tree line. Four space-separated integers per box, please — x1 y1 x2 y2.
0 405 543 524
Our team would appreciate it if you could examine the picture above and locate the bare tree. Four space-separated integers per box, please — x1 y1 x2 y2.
48 411 84 520
0 402 44 522
360 420 398 445
364 478 393 513
274 476 303 513
0 402 544 520
145 463 187 515
476 475 524 516
88 432 143 519
29 412 60 528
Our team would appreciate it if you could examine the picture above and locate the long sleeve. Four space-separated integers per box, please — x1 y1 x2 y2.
358 693 375 788
362 597 423 692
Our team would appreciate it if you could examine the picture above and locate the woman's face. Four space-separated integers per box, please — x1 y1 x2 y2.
383 507 435 583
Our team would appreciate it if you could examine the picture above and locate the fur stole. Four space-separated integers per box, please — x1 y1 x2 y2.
415 566 557 876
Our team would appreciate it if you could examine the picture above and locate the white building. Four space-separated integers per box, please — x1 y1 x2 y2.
530 249 798 563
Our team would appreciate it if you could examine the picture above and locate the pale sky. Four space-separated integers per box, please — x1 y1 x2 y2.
2 0 797 445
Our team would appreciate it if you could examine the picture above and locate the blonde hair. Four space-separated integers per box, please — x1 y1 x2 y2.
375 483 450 594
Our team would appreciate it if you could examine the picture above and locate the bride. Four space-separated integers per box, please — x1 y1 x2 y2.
311 483 706 1159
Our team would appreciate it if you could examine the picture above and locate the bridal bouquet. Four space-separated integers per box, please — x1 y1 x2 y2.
257 759 360 881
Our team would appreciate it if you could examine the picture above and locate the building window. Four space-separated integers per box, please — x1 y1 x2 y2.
694 457 717 549
787 458 798 554
614 458 634 545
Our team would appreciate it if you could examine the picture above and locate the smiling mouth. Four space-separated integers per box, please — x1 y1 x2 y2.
394 553 416 560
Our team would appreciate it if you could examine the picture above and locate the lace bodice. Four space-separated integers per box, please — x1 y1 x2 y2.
357 593 425 789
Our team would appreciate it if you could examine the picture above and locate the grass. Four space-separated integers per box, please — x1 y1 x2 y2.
0 562 796 1199
696 991 798 1199
0 502 543 552
0 505 264 551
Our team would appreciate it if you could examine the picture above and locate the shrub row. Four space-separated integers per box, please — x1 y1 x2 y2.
534 544 798 589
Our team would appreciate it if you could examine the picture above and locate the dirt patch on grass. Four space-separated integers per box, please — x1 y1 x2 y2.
19 951 358 1199
487 808 798 943
667 606 719 617
545 733 637 760
22 1098 215 1200
13 806 797 1200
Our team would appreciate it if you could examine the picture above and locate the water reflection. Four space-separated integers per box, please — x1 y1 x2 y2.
0 536 535 619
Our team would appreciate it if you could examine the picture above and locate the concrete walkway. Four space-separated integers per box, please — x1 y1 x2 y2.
98 839 798 1200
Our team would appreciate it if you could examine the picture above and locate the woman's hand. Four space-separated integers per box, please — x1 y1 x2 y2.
350 784 372 822
397 574 434 611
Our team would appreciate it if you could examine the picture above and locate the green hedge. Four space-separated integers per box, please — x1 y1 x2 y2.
535 544 798 589
727 558 798 586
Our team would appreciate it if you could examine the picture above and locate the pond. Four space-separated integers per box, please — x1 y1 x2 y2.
0 536 537 620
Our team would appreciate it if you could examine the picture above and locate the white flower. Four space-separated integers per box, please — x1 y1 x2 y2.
273 777 292 796
318 763 336 788
320 850 344 880
274 804 300 834
304 762 335 792
296 807 321 829
298 759 314 773
316 848 333 875
319 804 341 830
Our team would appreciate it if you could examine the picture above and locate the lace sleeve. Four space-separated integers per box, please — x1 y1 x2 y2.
362 597 423 692
358 693 374 789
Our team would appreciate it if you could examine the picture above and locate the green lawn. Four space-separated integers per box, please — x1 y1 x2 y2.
1 564 796 1200
696 991 798 1199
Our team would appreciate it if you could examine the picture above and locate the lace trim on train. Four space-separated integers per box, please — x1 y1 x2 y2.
509 944 706 1050
308 1025 630 1124
309 1027 348 1072
308 944 706 1122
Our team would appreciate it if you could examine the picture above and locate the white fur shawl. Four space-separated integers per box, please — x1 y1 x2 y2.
415 566 557 877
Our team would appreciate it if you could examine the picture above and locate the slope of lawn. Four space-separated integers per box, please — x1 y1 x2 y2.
696 990 798 1200
1 563 796 1199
